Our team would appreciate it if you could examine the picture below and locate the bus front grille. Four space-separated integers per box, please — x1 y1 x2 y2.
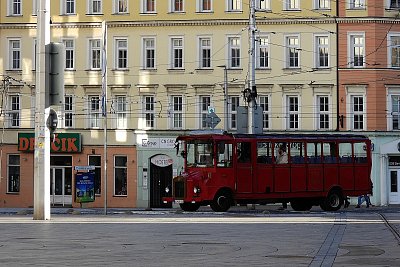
174 180 185 198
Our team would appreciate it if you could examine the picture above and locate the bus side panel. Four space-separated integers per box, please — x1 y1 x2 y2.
236 163 253 193
324 165 338 191
291 165 307 192
339 165 354 190
354 165 370 191
274 166 290 192
307 165 323 191
255 165 273 193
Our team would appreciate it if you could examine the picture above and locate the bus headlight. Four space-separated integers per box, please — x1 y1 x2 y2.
165 186 170 194
194 186 201 194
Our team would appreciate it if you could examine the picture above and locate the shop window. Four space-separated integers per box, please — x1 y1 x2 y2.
114 156 127 196
89 155 101 194
8 155 20 193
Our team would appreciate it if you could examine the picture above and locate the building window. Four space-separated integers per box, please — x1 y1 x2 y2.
171 38 183 69
197 0 212 12
200 96 211 129
9 39 21 70
62 0 76 15
257 0 270 10
228 37 241 68
89 155 101 194
63 39 75 70
389 35 400 68
9 95 20 128
351 96 365 130
115 38 128 69
286 36 300 68
317 95 330 129
8 0 22 16
390 0 400 8
259 95 270 129
33 0 38 15
170 95 183 129
143 38 156 69
349 0 365 9
390 95 400 130
316 35 329 68
114 0 128 13
143 96 155 128
227 0 242 12
89 39 101 70
229 96 240 129
349 34 365 68
285 0 300 10
64 95 73 128
33 39 37 71
142 0 156 13
8 155 20 193
199 37 211 68
287 96 299 130
88 0 102 14
88 95 101 128
257 36 269 69
115 95 127 129
114 156 127 196
171 0 184 12
315 0 330 9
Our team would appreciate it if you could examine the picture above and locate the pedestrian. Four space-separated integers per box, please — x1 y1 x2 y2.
276 144 288 164
355 194 371 208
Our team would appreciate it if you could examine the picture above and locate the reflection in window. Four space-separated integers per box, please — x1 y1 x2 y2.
114 156 127 195
8 155 20 193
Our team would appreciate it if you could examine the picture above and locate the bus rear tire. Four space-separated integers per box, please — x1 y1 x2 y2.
210 190 232 212
320 189 343 211
180 202 201 212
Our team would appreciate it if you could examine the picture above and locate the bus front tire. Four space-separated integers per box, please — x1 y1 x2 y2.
180 202 201 212
210 190 232 212
320 190 343 211
290 199 313 211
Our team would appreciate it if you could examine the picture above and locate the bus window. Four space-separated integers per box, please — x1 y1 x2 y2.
217 142 233 167
354 142 367 163
275 142 288 164
306 142 322 164
290 142 305 164
323 142 338 163
238 142 251 163
187 141 214 167
257 142 272 164
339 143 352 163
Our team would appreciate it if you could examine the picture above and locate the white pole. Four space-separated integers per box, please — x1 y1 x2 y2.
248 0 257 134
102 21 108 215
33 0 51 220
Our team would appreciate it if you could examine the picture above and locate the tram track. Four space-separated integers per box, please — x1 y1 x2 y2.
378 212 400 245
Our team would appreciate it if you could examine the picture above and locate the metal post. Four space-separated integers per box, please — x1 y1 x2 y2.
101 21 108 215
248 0 257 134
33 0 51 220
218 65 229 131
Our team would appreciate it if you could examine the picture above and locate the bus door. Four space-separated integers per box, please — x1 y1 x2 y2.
255 141 273 193
236 142 253 193
290 142 307 192
322 142 339 191
306 143 323 191
338 142 355 190
274 143 290 192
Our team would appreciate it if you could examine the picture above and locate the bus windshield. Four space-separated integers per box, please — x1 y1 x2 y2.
186 140 214 167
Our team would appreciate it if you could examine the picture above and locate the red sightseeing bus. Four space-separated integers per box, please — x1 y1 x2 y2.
163 132 372 212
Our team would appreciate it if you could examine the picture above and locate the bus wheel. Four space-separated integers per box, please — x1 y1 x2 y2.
210 190 232 212
180 202 201 212
290 199 312 211
320 190 343 211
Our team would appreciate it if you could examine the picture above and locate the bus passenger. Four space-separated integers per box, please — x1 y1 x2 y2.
276 145 288 164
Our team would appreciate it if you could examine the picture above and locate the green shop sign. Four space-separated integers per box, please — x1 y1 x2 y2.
18 133 82 153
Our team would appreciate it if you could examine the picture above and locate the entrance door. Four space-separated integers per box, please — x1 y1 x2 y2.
389 169 400 204
50 167 72 206
150 163 172 208
236 142 253 193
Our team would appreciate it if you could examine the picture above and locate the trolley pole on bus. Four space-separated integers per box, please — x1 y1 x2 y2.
248 0 257 134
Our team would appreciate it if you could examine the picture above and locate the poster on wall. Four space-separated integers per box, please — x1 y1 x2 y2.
75 172 95 203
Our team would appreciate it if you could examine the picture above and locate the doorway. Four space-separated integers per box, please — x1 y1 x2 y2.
389 169 400 204
149 157 173 208
50 156 73 207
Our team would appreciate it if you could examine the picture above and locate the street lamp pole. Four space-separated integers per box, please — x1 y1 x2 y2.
218 65 229 132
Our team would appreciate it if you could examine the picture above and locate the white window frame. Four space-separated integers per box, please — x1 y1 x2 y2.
314 0 330 10
8 0 22 16
142 95 155 129
387 88 400 130
89 39 101 70
259 95 270 130
62 38 75 70
388 0 400 8
227 0 242 12
141 0 156 13
229 96 240 130
170 95 184 129
316 95 330 130
256 0 271 10
349 0 365 9
7 155 20 193
64 95 74 128
199 95 211 129
9 39 21 70
115 95 127 129
257 36 270 69
197 0 213 12
88 0 102 14
115 38 128 70
170 0 184 13
198 37 212 69
285 35 300 68
285 95 300 130
32 0 38 15
88 95 101 128
61 0 76 15
114 155 127 196
388 33 400 68
32 39 37 71
114 0 128 14
8 95 20 128
348 33 365 68
284 0 300 10
170 37 184 69
228 36 241 69
142 37 156 69
315 34 330 68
